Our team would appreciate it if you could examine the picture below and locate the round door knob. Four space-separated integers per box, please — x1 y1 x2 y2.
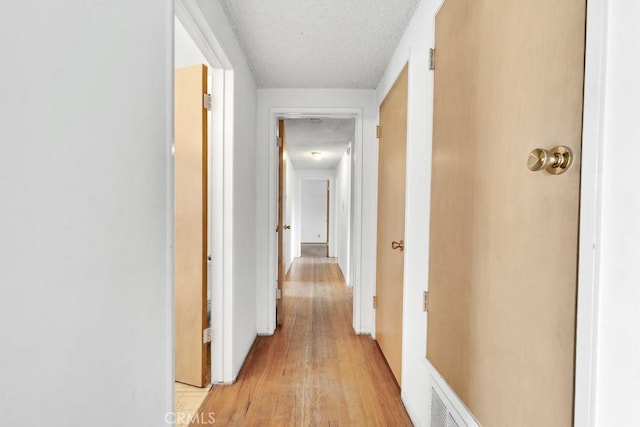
527 148 555 171
283 225 291 230
391 240 404 251
527 145 573 175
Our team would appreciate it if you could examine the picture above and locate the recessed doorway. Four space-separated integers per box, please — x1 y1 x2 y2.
300 179 330 257
275 117 356 326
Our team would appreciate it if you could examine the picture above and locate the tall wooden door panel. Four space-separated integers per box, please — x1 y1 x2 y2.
276 119 287 326
375 64 409 386
175 64 208 387
427 1 585 425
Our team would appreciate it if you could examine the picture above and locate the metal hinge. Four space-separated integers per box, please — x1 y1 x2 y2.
203 93 212 111
203 328 212 344
276 288 282 300
373 295 377 309
277 136 283 148
429 48 435 71
423 291 429 312
376 125 381 139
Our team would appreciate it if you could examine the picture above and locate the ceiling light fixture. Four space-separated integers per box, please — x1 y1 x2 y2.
310 151 322 159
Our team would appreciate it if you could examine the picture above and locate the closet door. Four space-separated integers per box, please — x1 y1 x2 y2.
427 1 585 424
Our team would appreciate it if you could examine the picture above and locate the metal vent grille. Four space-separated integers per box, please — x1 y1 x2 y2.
431 386 448 427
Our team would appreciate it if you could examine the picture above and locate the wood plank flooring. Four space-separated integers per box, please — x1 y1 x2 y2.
300 243 329 258
193 256 413 426
175 382 212 427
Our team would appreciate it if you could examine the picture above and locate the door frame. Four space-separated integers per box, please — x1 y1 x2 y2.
267 108 364 334
574 0 608 424
297 173 337 256
175 0 235 384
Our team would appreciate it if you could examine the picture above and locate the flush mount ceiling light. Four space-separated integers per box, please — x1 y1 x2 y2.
310 118 323 123
310 151 323 159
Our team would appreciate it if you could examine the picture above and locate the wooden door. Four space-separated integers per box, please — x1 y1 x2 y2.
427 1 585 425
375 64 409 386
276 119 287 325
175 64 209 387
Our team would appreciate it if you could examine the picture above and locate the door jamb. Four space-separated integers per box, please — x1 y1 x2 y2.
267 108 364 334
574 0 608 424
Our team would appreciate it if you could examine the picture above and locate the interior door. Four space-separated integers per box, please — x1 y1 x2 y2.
175 64 209 387
427 1 585 425
375 64 409 386
276 119 287 325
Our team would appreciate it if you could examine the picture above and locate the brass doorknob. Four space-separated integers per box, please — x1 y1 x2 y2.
283 225 291 230
391 240 404 251
527 145 573 175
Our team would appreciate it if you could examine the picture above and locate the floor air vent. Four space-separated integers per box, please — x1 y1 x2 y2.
430 385 466 427
430 387 448 427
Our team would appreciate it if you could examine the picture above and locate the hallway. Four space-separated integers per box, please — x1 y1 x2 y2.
194 256 412 426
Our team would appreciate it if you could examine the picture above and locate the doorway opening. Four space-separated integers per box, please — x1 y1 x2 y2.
275 116 355 325
300 179 330 257
267 109 364 333
173 2 237 417
173 15 215 419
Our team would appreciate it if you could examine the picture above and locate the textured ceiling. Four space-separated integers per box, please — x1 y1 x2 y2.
218 0 421 88
285 118 355 171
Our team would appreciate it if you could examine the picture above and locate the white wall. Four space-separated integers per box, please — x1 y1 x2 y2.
256 89 378 335
335 146 352 284
194 0 258 381
284 153 298 271
301 180 329 243
594 1 640 423
175 17 209 68
375 0 441 425
0 1 173 425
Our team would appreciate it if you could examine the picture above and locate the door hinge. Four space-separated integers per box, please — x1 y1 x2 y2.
277 136 283 148
276 288 282 300
203 93 212 111
429 48 435 71
373 295 377 309
376 125 381 139
423 291 429 312
203 327 212 344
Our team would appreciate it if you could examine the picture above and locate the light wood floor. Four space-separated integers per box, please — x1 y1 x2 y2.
193 256 413 426
301 243 328 258
175 382 211 427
